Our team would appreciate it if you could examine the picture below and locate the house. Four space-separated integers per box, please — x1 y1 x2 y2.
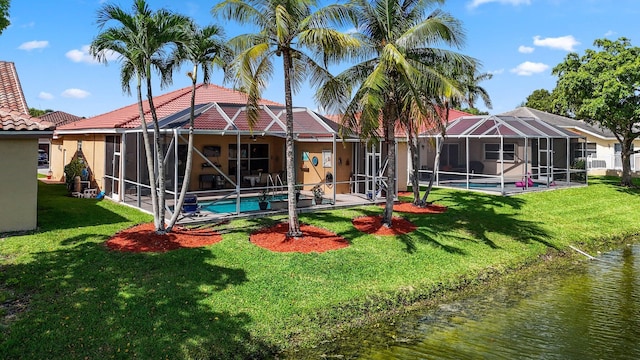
52 84 372 217
418 114 587 195
0 61 55 232
501 107 640 175
38 111 83 164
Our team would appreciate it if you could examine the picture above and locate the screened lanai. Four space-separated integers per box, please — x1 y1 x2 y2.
114 102 376 219
417 115 588 195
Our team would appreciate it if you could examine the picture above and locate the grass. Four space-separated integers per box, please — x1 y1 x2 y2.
1 177 640 359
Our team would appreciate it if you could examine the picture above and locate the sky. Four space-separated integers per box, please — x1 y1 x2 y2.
1 0 639 119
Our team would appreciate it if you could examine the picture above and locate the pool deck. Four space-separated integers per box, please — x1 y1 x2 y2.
121 190 382 226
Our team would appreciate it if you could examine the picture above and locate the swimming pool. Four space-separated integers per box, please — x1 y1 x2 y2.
200 194 287 213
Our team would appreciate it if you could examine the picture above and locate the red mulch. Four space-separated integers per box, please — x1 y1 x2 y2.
389 201 448 214
352 215 417 236
106 222 222 253
250 223 349 253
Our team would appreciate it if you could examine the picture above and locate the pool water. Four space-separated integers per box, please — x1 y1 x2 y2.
200 195 287 213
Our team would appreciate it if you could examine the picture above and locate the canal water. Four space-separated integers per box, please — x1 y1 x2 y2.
304 244 640 359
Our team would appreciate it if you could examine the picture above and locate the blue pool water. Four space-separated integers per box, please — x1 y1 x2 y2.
200 195 287 213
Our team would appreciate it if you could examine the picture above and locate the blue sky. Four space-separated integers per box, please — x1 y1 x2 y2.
1 0 639 118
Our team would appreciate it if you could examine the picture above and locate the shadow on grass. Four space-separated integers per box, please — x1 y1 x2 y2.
36 182 135 232
392 189 556 253
0 241 277 359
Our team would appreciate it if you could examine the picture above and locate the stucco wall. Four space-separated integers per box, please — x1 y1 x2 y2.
296 142 352 195
0 139 38 232
51 135 107 190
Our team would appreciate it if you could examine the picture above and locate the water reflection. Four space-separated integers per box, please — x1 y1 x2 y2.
308 244 640 359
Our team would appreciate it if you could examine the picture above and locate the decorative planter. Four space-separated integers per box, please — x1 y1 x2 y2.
258 201 268 210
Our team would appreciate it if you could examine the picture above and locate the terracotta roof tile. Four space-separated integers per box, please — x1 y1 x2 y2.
58 83 282 131
0 61 29 114
39 111 84 127
0 107 55 131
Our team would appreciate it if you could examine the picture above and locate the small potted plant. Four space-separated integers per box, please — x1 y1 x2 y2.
258 189 269 210
312 185 324 205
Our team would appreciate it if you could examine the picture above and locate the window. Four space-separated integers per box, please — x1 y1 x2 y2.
573 142 596 159
484 143 515 161
228 143 269 174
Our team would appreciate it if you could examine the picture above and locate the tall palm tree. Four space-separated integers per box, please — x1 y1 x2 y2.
460 66 493 110
91 0 189 234
317 0 475 227
165 21 229 231
214 0 358 238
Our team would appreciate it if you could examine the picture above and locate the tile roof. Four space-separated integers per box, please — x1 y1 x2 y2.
0 107 55 131
39 111 84 127
0 61 29 114
57 83 283 131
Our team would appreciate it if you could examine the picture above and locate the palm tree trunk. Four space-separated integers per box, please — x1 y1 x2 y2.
283 49 302 238
382 105 396 228
421 137 443 204
166 68 198 231
146 72 166 234
136 75 160 230
407 124 421 205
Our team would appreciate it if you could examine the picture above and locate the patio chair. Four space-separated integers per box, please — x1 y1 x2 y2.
182 194 200 216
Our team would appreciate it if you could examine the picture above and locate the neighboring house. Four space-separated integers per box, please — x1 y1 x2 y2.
417 114 586 195
38 111 83 163
52 84 372 216
501 107 640 175
0 61 55 233
397 108 473 191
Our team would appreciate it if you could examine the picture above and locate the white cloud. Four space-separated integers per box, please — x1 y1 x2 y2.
510 61 549 76
61 89 90 99
518 45 535 54
18 40 49 51
533 35 579 51
38 92 54 100
604 30 616 37
467 0 530 9
490 69 505 75
66 45 118 64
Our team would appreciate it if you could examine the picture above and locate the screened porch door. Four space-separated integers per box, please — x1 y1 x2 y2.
538 138 553 181
105 136 121 200
365 145 383 199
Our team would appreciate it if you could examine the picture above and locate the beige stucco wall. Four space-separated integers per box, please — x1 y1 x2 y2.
397 141 409 191
51 135 107 190
0 139 38 232
295 142 352 196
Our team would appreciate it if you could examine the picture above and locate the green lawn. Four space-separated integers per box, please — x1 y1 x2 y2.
1 178 639 359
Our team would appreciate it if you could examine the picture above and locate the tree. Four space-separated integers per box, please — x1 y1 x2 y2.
0 0 9 35
29 108 54 117
459 66 492 111
214 0 358 238
523 88 557 113
165 21 228 231
91 0 189 233
553 37 640 186
318 0 474 227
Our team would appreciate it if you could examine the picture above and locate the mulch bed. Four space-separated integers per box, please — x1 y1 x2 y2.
105 222 222 253
250 223 349 253
389 201 448 214
352 216 417 236
106 199 447 253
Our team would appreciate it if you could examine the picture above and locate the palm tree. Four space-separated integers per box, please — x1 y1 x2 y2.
460 66 493 110
214 0 358 238
317 0 475 227
91 0 189 234
165 21 229 231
